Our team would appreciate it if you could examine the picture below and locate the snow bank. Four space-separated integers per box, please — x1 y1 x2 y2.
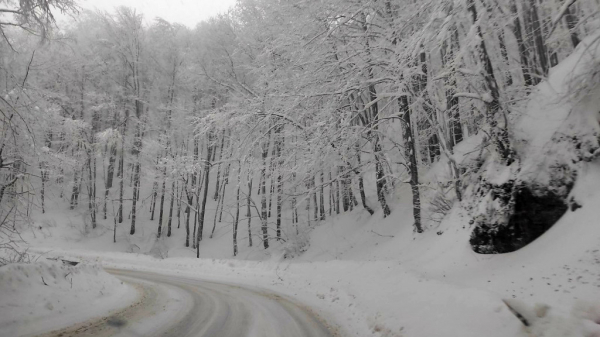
0 261 137 336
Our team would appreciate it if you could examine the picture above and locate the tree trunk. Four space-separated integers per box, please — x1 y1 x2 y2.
187 139 198 247
213 130 225 201
509 0 534 87
260 135 270 249
441 27 464 149
118 150 124 223
130 161 140 235
369 78 391 217
193 178 200 247
312 175 318 221
341 175 349 212
355 143 374 215
276 165 283 240
191 140 199 246
177 180 182 229
233 164 241 256
335 173 340 215
374 151 390 217
414 51 440 163
87 148 96 229
185 187 192 247
70 170 79 209
522 0 547 84
136 173 141 201
468 0 513 164
349 175 358 208
218 165 229 222
130 121 142 235
275 171 283 239
319 170 325 220
527 0 549 78
246 173 253 247
157 166 166 238
40 165 46 214
328 171 333 216
564 4 580 48
150 180 158 220
167 179 175 237
306 187 311 228
399 93 423 233
498 28 513 87
268 180 274 218
129 163 134 188
104 142 116 220
482 2 513 88
197 134 213 258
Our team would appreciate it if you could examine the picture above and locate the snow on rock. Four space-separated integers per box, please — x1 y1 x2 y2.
0 261 136 337
466 32 600 254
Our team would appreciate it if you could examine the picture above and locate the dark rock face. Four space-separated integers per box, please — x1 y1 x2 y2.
470 184 569 254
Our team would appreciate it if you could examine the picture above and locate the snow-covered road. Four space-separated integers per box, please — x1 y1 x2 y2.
41 269 336 337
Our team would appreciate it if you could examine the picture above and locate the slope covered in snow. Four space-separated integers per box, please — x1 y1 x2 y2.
0 261 136 336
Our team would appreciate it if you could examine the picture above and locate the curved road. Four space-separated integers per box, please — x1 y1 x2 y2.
41 269 337 337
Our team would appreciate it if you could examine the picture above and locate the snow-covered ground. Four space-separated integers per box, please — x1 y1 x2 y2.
0 261 136 337
23 159 600 337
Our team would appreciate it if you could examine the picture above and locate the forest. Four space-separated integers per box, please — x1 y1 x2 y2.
1 0 600 262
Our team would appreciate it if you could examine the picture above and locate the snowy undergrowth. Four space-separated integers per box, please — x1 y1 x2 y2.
0 261 136 337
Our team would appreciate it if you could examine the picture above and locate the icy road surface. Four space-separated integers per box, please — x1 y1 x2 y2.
41 268 335 337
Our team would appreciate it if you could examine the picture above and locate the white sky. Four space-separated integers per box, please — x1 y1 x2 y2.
76 0 237 28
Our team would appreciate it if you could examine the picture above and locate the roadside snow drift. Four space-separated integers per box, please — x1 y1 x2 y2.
0 261 136 337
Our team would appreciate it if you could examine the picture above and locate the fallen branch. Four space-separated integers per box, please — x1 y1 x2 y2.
370 230 395 238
